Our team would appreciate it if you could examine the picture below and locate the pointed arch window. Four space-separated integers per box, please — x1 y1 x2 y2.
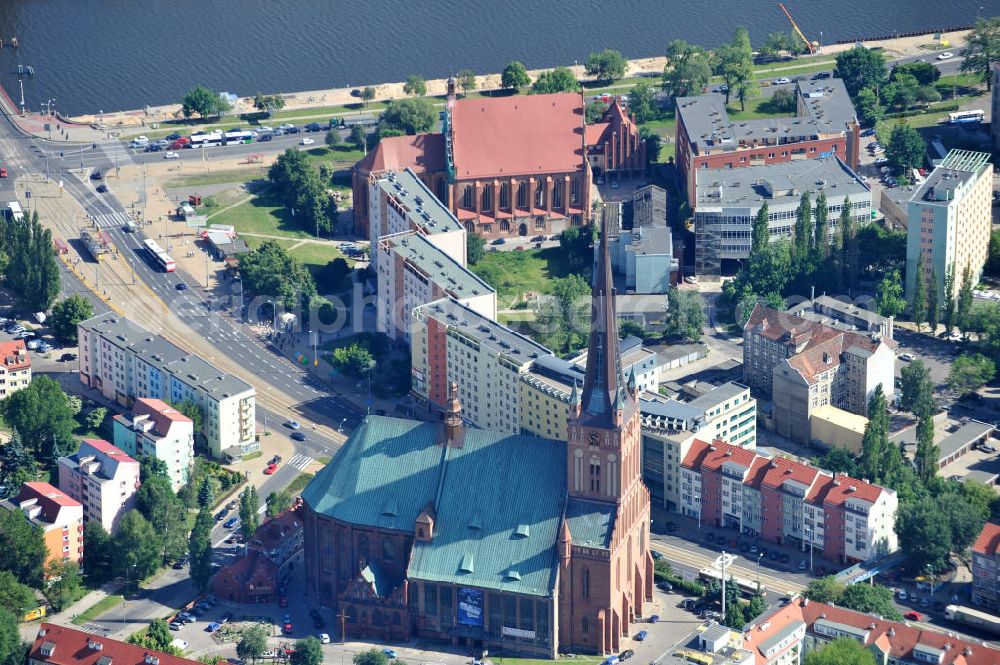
581 567 590 599
589 455 601 493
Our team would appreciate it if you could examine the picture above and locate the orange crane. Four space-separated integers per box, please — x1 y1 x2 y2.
778 2 816 54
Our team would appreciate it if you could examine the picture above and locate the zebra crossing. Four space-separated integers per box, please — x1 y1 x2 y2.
92 211 134 229
101 142 134 167
286 453 314 471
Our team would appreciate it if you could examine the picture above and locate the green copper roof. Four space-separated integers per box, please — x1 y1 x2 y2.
407 427 567 597
301 417 446 531
565 498 616 550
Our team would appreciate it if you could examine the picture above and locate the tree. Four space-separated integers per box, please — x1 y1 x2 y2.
723 600 745 630
805 575 845 603
912 254 927 330
252 94 285 113
380 98 436 134
804 637 877 665
585 49 627 82
854 87 884 126
86 406 107 432
267 149 338 237
115 511 162 585
892 62 941 86
818 447 857 476
769 88 798 113
957 266 975 333
402 74 426 97
640 128 661 165
240 239 319 310
759 32 789 58
627 82 660 123
0 570 36 616
948 353 996 395
940 491 988 553
888 72 921 110
834 47 887 98
266 489 294 518
927 267 940 334
5 212 60 313
747 591 767 620
531 67 580 94
0 609 22 665
960 17 1000 88
887 123 925 175
751 203 770 255
143 619 174 652
0 376 77 465
859 384 892 482
943 265 957 334
839 583 903 620
896 497 953 572
466 233 485 265
813 192 829 260
793 192 812 264
50 295 94 345
189 507 214 591
915 414 939 483
324 128 341 149
745 240 794 295
360 86 376 107
181 85 230 119
0 431 37 499
197 476 215 509
665 290 706 342
501 61 531 90
349 124 366 149
330 343 375 377
82 521 115 584
456 68 477 94
874 269 906 318
717 28 757 110
353 649 389 665
290 637 323 665
839 198 857 290
240 485 260 539
44 560 84 611
134 462 186 564
899 360 935 414
661 40 712 98
236 626 269 665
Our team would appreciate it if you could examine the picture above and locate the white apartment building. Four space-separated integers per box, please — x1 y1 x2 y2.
905 149 993 301
377 232 495 343
112 398 195 492
368 168 467 270
77 313 257 459
0 340 31 398
57 439 141 534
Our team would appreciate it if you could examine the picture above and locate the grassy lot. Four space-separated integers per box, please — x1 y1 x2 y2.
301 144 365 168
287 472 315 495
470 247 580 307
163 169 269 189
241 235 347 276
72 595 125 625
501 657 602 665
210 194 312 239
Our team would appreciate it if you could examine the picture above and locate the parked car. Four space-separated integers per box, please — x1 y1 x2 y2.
264 463 278 475
618 650 634 662
169 622 183 631
634 630 648 641
936 52 954 60
651 550 663 561
772 77 791 85
96 184 108 193
164 151 179 159
318 634 331 644
383 649 398 660
899 353 915 362
648 614 659 623
656 581 673 592
269 455 282 465
300 137 315 146
904 611 923 621
898 589 908 601
223 517 240 529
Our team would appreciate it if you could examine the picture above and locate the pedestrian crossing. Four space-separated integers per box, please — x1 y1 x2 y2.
286 453 314 471
92 211 134 229
101 142 134 167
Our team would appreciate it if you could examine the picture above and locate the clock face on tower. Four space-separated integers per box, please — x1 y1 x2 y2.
589 431 600 447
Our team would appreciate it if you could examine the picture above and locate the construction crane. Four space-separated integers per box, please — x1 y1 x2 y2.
778 2 817 54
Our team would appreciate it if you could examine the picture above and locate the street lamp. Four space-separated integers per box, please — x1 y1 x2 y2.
756 552 764 589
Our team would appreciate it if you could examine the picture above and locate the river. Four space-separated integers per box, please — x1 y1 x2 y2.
0 0 994 116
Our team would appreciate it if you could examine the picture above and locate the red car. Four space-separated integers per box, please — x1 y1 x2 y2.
904 611 922 621
264 463 278 475
0 168 7 178
282 622 293 635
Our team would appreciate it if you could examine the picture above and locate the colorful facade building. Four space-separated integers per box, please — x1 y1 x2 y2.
301 221 652 657
972 521 1000 610
1 482 83 568
679 438 898 564
57 439 141 534
0 339 31 398
112 398 195 492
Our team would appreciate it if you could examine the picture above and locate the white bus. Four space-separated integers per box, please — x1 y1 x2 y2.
189 132 223 148
6 201 24 222
698 567 764 597
223 129 253 145
143 238 176 272
947 110 984 124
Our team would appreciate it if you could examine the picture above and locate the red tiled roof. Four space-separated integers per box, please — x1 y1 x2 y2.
680 438 713 470
15 482 81 524
30 624 201 665
585 122 609 146
357 133 446 175
451 93 586 179
0 339 29 370
133 398 191 437
81 439 138 464
681 438 756 472
973 521 1000 556
758 455 820 491
820 472 885 506
744 303 834 344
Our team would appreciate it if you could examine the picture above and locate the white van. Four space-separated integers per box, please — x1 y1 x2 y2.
132 135 149 148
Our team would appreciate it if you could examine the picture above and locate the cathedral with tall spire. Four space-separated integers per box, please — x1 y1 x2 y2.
300 216 652 658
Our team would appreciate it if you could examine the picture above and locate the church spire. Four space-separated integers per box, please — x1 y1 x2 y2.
577 214 636 429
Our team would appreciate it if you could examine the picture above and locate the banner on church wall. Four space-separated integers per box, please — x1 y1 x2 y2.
457 588 484 626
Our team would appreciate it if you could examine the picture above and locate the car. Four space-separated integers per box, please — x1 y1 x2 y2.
937 52 954 60
531 235 545 242
264 463 278 475
703 610 721 621
681 599 696 610
96 184 108 193
904 611 923 621
920 597 930 609
220 612 233 624
948 474 963 481
898 589 908 601
59 352 77 362
223 517 240 529
860 128 876 137
729 538 738 548
145 144 163 152
181 615 197 624
491 238 506 245
305 123 323 132
206 623 221 633
772 77 791 85
798 560 808 570
651 550 663 560
656 581 673 592
648 614 659 623
300 137 315 145
291 432 306 441
286 126 300 134
740 542 750 553
164 151 179 159
172 560 185 569
778 597 792 606
269 455 283 465
618 650 635 662
176 283 188 291
0 167 7 178
812 71 831 79
750 544 758 554
610 180 619 189
282 623 293 635
37 342 54 353
285 420 301 429
899 353 915 362
318 634 330 644
685 275 698 284
601 657 619 665
25 339 40 350
226 501 237 511
165 132 182 141
983 444 998 453
634 630 647 641
169 622 182 631
383 649 397 660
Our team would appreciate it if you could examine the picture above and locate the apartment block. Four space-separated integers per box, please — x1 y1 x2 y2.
0 339 31 397
743 304 895 444
787 295 894 340
744 597 1000 665
676 78 859 209
367 168 467 270
376 232 495 343
972 521 1000 609
58 439 140 534
1 482 83 567
29 624 204 665
411 297 549 434
905 150 993 301
679 439 897 564
693 157 871 278
604 185 678 293
112 398 195 492
77 313 257 459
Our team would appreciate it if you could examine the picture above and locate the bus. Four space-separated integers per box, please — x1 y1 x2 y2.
223 129 253 145
5 201 24 222
189 132 223 148
143 238 176 272
947 110 984 124
698 567 764 597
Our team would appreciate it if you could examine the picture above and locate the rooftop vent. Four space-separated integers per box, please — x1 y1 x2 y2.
145 656 160 665
515 523 530 538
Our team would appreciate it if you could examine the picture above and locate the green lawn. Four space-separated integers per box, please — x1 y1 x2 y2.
287 472 314 495
301 144 365 168
163 170 269 189
241 235 347 276
72 594 124 625
726 95 796 121
500 657 602 665
210 195 312 239
470 247 580 307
